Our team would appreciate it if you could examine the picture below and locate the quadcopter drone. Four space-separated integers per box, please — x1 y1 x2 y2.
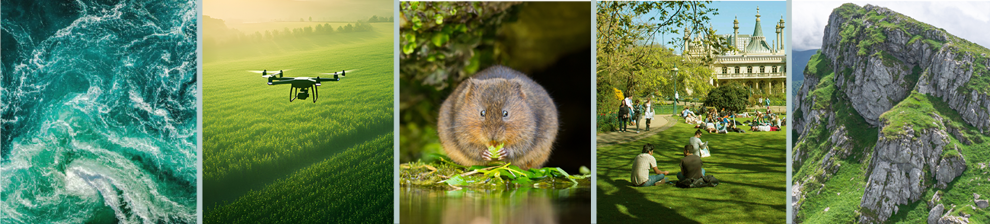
249 69 355 103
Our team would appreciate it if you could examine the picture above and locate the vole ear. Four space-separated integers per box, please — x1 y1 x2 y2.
462 78 476 99
512 79 527 99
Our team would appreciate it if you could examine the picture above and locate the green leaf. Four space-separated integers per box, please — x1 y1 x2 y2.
431 33 449 47
402 43 416 55
411 16 422 31
434 14 444 25
512 176 533 185
486 142 504 160
444 175 467 186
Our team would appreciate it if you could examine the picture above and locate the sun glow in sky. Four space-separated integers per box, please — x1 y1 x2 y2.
204 0 392 24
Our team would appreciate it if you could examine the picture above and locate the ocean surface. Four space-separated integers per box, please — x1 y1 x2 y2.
1 0 197 223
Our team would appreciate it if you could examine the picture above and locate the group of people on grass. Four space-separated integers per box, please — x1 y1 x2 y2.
681 105 783 134
617 95 655 133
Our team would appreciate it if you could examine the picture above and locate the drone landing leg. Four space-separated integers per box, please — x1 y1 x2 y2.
313 86 318 103
289 86 296 102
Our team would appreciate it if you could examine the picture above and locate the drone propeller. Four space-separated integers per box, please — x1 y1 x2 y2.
248 69 291 77
319 69 357 77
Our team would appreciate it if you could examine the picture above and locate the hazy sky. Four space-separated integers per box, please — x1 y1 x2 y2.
639 1 787 54
793 1 990 51
204 0 392 23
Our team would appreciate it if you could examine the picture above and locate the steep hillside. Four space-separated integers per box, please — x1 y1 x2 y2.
793 4 990 223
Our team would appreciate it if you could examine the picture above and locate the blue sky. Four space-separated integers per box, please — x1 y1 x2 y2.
793 1 990 51
638 1 787 54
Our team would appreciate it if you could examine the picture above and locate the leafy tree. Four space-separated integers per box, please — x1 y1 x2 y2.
703 82 749 113
309 16 312 22
596 1 730 128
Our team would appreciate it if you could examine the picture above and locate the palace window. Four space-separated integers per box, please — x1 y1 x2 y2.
735 66 740 73
760 66 765 73
747 66 752 73
722 67 728 74
772 66 778 73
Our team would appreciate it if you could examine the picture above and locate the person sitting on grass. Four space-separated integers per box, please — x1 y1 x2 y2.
631 143 672 186
677 144 706 181
688 130 703 155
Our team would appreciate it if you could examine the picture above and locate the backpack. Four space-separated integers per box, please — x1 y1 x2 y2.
676 174 719 188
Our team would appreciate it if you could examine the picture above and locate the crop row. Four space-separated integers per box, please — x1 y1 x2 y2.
205 133 393 223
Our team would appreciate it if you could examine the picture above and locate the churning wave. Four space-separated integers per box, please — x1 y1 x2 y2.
1 0 197 223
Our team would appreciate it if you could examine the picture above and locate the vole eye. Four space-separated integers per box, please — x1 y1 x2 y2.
502 110 509 118
481 110 486 117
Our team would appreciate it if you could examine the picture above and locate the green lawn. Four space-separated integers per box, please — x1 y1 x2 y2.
597 117 787 223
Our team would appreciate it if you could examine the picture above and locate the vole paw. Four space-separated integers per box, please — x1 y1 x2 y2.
482 148 508 161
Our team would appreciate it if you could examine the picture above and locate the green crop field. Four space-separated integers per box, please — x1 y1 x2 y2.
207 133 393 223
597 117 787 223
202 22 393 223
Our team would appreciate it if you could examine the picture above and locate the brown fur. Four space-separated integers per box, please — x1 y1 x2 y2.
437 66 559 169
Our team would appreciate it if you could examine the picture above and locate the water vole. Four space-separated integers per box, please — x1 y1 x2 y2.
437 66 559 169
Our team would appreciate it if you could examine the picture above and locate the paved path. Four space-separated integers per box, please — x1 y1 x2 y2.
596 115 677 147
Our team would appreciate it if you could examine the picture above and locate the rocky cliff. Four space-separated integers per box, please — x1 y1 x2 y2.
793 3 990 223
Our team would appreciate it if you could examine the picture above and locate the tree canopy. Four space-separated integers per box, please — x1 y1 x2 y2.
596 1 730 116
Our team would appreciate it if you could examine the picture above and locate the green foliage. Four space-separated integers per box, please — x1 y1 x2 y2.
206 134 393 223
810 72 836 110
879 92 942 138
596 47 714 132
957 54 990 95
857 26 886 56
597 117 785 223
923 39 943 51
907 35 923 45
596 1 725 124
904 65 923 88
835 3 861 20
703 83 749 113
805 51 833 77
399 2 520 90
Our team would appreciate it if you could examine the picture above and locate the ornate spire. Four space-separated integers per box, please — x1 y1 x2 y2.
752 7 764 37
756 6 761 22
733 15 739 29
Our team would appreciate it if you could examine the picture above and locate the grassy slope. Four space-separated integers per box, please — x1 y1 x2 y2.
206 133 393 223
794 98 877 223
597 117 786 223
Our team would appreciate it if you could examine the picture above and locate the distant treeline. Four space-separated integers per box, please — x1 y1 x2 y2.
204 15 386 47
367 15 394 22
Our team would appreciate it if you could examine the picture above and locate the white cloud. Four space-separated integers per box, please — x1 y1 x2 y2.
792 1 990 51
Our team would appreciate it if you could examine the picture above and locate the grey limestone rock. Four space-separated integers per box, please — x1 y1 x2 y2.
935 145 967 189
929 191 942 209
929 204 944 224
860 127 948 223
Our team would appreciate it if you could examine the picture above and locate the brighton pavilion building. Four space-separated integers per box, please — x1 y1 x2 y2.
684 7 786 94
